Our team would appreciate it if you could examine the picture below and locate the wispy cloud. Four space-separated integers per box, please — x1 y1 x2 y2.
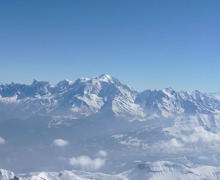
156 138 184 151
53 139 69 147
97 150 108 158
164 138 183 148
181 127 220 143
0 137 5 144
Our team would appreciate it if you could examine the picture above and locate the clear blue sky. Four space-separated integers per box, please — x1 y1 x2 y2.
0 0 219 92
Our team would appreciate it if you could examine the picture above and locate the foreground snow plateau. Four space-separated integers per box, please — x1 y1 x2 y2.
1 161 220 180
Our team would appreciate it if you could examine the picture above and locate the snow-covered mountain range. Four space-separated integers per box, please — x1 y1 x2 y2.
1 74 220 122
1 74 220 179
2 162 220 180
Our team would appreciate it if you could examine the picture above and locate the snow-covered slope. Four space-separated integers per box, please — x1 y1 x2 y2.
206 92 220 101
0 169 19 180
133 161 220 180
136 88 220 119
0 74 144 121
0 74 220 122
2 161 220 180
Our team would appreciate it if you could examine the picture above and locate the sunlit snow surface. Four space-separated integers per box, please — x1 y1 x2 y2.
1 75 220 179
1 163 220 180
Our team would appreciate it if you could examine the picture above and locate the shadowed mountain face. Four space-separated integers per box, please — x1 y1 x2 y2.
1 75 220 179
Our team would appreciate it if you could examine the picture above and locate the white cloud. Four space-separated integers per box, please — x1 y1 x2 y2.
181 127 220 143
0 137 5 144
166 138 183 148
153 138 184 152
69 155 105 171
53 139 69 147
160 138 183 150
97 150 108 158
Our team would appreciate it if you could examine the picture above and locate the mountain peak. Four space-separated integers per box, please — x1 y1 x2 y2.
98 74 119 84
31 79 50 86
57 79 74 86
99 74 112 80
31 79 39 85
162 87 175 94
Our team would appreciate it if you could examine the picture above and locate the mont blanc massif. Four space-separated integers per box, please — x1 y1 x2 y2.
1 74 220 180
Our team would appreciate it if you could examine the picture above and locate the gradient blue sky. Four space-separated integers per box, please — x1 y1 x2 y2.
0 0 219 92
